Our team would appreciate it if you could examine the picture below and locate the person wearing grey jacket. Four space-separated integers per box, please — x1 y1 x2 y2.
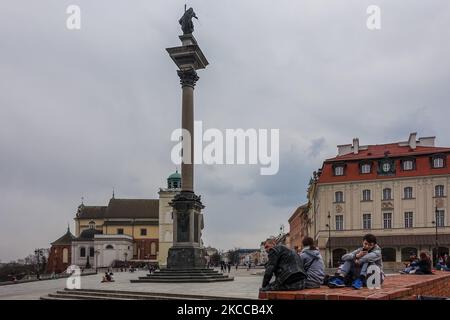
328 234 383 289
299 237 325 288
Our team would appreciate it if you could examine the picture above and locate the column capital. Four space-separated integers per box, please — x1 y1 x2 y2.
177 68 199 88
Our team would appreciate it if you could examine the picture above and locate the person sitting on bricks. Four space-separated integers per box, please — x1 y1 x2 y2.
328 233 383 290
260 237 307 291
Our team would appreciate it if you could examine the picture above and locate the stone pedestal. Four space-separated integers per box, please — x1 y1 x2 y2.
167 191 206 269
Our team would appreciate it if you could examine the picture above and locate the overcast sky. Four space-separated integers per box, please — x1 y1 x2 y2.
1 0 450 262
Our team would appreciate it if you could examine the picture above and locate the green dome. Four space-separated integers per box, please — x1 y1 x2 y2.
168 171 181 179
167 170 181 189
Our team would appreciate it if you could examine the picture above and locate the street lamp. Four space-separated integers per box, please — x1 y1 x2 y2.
431 205 439 265
325 212 332 268
34 249 43 280
94 249 100 273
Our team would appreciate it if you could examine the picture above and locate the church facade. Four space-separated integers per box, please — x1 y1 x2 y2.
47 171 181 272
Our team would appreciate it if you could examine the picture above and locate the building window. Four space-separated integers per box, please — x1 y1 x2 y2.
335 191 344 203
402 160 414 171
150 242 157 255
436 210 445 227
117 228 124 235
435 185 445 197
334 166 344 176
383 212 392 229
80 247 86 258
404 212 413 228
362 189 371 201
361 163 371 174
105 244 114 249
382 188 392 200
88 221 95 229
62 248 68 264
335 215 344 231
363 214 372 229
432 156 445 168
89 247 94 257
140 228 147 236
404 187 413 199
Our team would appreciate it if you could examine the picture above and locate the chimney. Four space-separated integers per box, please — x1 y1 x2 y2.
353 138 359 154
408 132 417 149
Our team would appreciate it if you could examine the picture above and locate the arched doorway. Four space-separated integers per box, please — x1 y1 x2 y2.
332 248 347 267
401 247 417 262
432 247 449 264
382 248 396 262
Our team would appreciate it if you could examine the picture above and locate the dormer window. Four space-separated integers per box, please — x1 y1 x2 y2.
402 159 414 171
360 163 371 174
333 164 345 176
431 155 445 168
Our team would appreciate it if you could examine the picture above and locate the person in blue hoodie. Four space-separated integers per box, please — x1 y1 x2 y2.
299 237 325 288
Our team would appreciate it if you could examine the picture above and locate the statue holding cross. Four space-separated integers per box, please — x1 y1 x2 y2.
179 5 198 35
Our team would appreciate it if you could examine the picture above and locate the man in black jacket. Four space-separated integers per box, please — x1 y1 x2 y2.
260 238 306 291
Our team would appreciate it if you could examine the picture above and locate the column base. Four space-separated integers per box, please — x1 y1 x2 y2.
167 246 206 269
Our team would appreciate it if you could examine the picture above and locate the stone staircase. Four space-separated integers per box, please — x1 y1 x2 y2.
41 288 241 300
130 268 234 283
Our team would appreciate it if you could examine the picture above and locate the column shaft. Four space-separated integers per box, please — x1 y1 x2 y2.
181 85 194 192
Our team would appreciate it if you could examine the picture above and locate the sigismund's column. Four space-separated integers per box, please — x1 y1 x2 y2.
166 15 209 269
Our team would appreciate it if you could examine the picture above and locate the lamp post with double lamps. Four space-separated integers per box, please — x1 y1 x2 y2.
431 205 439 265
325 212 332 268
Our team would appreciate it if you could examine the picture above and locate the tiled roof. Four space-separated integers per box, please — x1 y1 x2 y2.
74 228 103 241
76 199 159 220
51 228 76 245
106 199 159 219
318 144 450 184
76 206 107 219
327 144 450 162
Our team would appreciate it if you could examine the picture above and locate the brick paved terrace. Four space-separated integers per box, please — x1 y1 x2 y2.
259 271 450 300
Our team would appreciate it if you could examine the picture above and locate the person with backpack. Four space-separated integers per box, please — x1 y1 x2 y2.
299 237 325 288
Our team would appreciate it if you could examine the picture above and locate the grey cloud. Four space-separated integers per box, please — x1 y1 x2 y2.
1 0 450 261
